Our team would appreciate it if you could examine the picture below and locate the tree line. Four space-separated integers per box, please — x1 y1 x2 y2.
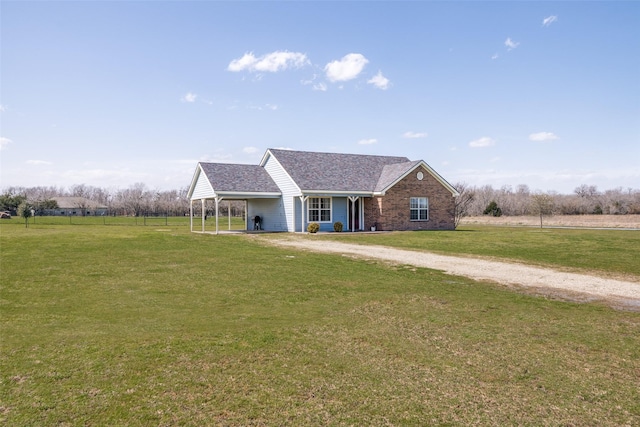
1 182 639 220
453 183 640 221
0 183 195 217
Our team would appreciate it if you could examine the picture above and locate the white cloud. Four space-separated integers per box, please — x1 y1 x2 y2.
301 75 328 91
26 159 53 165
182 92 197 103
248 103 279 111
491 53 499 60
367 70 391 90
529 132 559 142
0 137 12 150
403 131 427 139
228 51 309 73
469 137 496 148
325 53 369 82
505 37 520 50
358 138 377 145
542 15 558 27
228 53 258 72
313 82 328 92
0 105 6 112
243 146 258 154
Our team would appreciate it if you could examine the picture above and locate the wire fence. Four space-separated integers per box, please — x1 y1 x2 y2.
1 215 247 229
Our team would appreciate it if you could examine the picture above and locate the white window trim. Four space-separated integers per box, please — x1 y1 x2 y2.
308 196 332 223
410 197 429 221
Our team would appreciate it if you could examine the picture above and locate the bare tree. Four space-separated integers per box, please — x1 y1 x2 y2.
514 184 531 215
530 192 555 228
451 182 475 229
116 183 149 216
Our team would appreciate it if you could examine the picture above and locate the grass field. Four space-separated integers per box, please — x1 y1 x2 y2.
1 214 245 231
1 223 639 426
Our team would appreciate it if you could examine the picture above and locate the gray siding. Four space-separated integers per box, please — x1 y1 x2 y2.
248 199 288 232
263 154 301 232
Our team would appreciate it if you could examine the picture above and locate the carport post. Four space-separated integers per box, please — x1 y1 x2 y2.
189 200 193 232
201 199 205 232
215 197 219 235
299 195 308 233
348 196 359 232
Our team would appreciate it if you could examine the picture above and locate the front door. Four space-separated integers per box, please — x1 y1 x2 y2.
348 198 360 231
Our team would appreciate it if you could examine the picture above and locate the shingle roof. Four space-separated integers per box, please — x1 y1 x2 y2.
199 163 281 193
52 196 107 209
268 149 411 192
374 160 422 192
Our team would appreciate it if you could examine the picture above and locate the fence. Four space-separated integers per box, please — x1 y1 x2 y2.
1 214 244 228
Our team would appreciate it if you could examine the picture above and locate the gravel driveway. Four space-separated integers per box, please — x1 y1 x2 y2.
266 237 640 311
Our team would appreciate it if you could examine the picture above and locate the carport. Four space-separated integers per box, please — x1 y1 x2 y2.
187 162 281 234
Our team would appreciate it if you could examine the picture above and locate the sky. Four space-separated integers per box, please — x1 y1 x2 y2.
1 1 639 194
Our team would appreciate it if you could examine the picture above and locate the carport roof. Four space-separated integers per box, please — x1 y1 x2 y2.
198 162 281 194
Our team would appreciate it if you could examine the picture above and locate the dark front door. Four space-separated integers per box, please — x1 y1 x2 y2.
348 199 360 231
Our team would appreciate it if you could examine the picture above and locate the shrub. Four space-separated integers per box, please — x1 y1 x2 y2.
483 201 502 217
307 222 319 233
333 221 343 232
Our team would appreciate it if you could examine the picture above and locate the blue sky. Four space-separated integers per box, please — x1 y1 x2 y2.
2 1 639 193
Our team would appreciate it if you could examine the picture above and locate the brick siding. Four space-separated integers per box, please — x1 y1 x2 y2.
363 166 456 231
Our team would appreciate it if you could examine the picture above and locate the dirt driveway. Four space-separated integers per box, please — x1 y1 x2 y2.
264 236 640 311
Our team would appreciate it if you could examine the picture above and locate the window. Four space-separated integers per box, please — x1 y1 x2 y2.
410 197 429 221
308 197 331 222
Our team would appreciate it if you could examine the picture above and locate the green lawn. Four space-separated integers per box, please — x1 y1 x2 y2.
1 224 639 426
2 214 245 230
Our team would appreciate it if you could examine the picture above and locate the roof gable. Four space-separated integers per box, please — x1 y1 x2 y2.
266 148 410 192
375 161 460 196
375 161 422 192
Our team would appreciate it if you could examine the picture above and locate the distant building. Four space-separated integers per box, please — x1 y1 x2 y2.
45 197 108 216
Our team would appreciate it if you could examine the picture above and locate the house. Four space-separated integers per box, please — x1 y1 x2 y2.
45 197 108 216
187 148 459 233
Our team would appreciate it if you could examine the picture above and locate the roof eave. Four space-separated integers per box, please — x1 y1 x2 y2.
214 191 282 199
301 190 373 196
258 149 274 167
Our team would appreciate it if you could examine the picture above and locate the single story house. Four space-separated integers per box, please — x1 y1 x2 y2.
45 197 108 216
187 148 459 233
